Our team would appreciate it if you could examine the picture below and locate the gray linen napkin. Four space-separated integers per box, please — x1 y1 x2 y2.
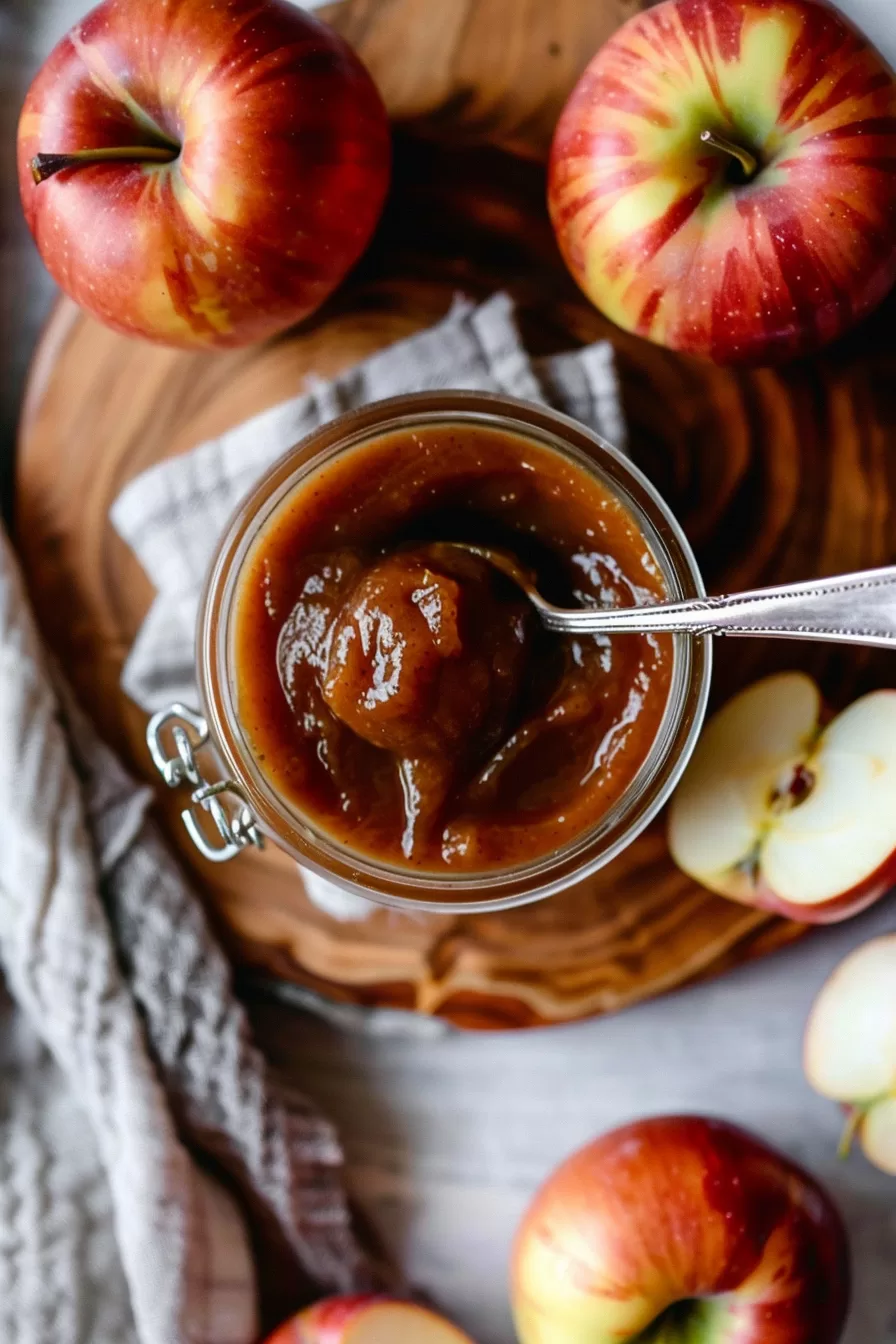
111 293 625 715
0 526 373 1344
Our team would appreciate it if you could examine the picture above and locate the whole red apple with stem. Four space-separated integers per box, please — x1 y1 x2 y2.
512 1115 850 1344
265 1295 477 1343
17 0 390 348
668 672 896 923
549 0 896 365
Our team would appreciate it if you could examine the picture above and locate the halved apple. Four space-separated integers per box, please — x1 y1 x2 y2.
668 672 896 923
804 935 896 1176
267 1295 478 1344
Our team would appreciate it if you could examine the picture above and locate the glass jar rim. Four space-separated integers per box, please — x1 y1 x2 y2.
196 390 711 913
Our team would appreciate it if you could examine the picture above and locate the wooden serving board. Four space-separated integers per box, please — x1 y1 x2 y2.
15 0 896 1029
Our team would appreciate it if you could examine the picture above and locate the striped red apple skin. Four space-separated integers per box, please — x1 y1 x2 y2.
268 1296 393 1343
267 1296 478 1343
549 0 896 364
270 1296 382 1342
512 1115 850 1344
18 0 390 349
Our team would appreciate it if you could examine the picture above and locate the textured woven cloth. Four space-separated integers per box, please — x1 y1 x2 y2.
0 526 373 1344
0 295 622 1344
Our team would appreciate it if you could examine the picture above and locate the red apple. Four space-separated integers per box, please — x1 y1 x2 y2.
17 0 390 348
804 935 896 1176
265 1296 477 1344
511 1115 850 1344
548 0 896 365
668 672 896 922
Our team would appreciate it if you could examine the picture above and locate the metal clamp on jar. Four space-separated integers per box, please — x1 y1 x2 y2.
147 703 263 863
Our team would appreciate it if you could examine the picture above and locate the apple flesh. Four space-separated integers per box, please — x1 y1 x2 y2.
804 935 896 1176
17 0 391 348
266 1296 478 1344
668 672 896 922
512 1115 849 1344
548 0 896 364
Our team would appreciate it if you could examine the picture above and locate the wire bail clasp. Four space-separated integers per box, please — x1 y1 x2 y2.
146 704 263 863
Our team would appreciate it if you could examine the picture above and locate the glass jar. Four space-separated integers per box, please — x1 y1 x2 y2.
148 391 711 913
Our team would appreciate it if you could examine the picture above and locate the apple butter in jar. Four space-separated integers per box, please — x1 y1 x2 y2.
197 392 710 911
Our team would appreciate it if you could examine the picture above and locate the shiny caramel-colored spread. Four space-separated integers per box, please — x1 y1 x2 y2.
232 422 672 871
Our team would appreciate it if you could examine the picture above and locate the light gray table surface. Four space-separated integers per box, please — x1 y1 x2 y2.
2 3 895 1341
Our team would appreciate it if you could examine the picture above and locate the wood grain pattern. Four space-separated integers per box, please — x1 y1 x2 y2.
320 0 654 157
15 0 896 1029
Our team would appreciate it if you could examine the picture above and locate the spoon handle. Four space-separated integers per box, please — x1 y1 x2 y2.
541 566 896 648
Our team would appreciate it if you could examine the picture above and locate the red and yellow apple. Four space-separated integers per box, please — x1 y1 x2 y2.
17 0 390 348
511 1115 850 1344
549 0 896 364
668 672 896 922
804 935 896 1175
265 1295 477 1344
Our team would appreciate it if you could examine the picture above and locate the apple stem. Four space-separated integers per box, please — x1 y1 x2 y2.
700 130 759 182
838 1106 864 1160
30 145 179 185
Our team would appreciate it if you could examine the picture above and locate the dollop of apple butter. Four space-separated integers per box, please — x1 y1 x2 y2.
318 547 531 753
233 421 673 873
276 545 533 856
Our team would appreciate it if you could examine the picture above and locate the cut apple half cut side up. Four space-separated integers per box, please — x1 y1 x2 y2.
668 672 820 900
804 935 896 1175
862 1096 896 1175
669 673 896 922
764 692 896 906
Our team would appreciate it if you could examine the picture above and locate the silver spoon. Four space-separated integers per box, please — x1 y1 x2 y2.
444 544 896 650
